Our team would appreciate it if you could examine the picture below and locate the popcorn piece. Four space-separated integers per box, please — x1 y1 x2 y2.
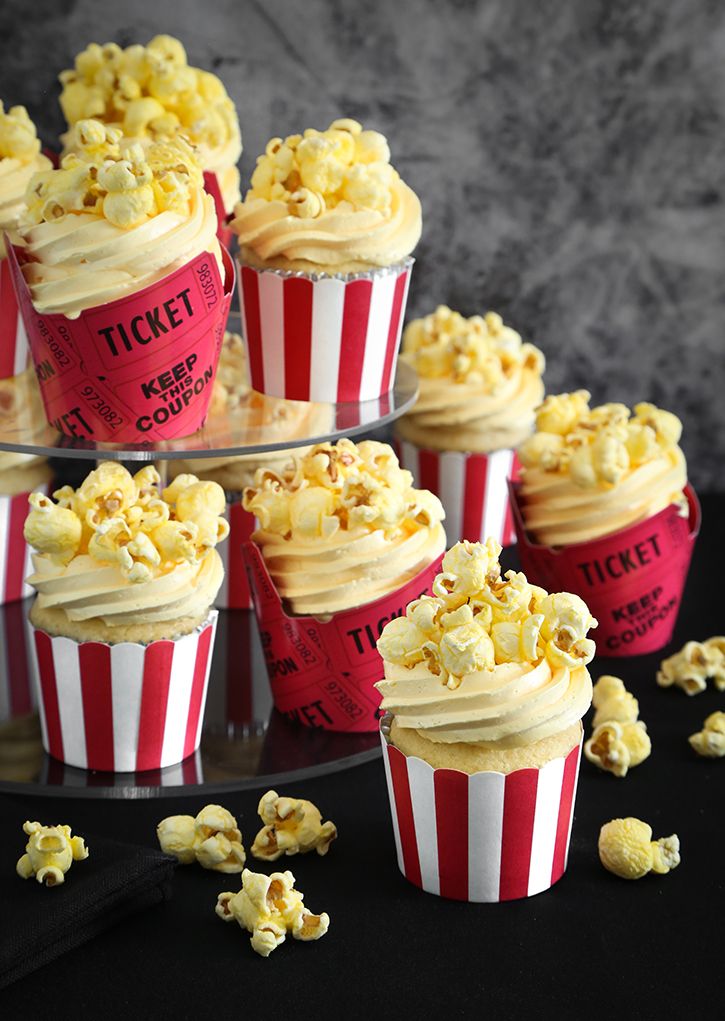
0 101 43 162
243 439 444 541
584 720 651 777
24 118 205 229
657 641 713 695
598 818 680 880
688 711 725 758
216 868 329 957
703 638 725 691
250 790 337 862
16 820 88 886
25 462 227 581
400 304 545 388
157 804 245 872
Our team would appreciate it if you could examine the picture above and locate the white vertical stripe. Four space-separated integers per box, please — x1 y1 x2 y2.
527 755 566 896
438 451 466 545
408 756 440 895
564 743 583 870
160 629 198 767
250 615 273 721
258 272 286 396
399 441 420 484
380 733 405 874
53 637 86 770
468 770 505 901
214 504 231 607
193 612 217 749
397 268 413 349
359 273 397 401
309 277 345 402
482 449 514 543
14 317 29 375
27 621 46 747
0 496 9 601
110 642 146 772
21 540 34 600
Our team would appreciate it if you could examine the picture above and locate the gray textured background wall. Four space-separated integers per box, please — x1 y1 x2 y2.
1 0 723 489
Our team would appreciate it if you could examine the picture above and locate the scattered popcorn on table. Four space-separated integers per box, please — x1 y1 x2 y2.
16 820 88 886
689 711 725 758
216 868 329 958
157 804 245 872
656 638 725 695
251 790 337 862
585 675 651 777
598 818 680 880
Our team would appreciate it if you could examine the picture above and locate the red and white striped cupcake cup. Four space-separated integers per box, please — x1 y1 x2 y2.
380 715 583 902
29 610 218 773
396 441 520 547
0 488 48 606
0 255 29 379
214 500 255 609
238 259 413 403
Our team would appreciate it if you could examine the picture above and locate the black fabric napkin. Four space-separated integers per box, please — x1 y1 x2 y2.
0 799 175 990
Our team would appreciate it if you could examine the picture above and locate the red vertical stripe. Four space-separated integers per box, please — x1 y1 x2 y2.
0 258 20 378
241 267 264 391
283 276 314 399
5 601 31 716
79 643 114 771
417 449 440 497
226 610 253 725
386 744 422 888
499 768 539 901
462 453 488 542
434 769 470 901
380 270 409 394
551 744 581 884
503 452 520 546
337 279 373 402
4 494 30 602
135 641 175 771
226 503 253 607
34 629 63 760
183 623 214 758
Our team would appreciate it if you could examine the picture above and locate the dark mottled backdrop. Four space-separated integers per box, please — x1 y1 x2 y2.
1 0 723 489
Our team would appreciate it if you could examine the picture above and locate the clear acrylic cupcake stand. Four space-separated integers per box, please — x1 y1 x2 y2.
0 313 419 798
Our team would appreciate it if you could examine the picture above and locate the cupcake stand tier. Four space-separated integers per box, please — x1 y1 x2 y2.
0 326 419 797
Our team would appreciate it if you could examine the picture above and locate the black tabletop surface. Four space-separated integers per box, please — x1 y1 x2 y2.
1 494 723 1019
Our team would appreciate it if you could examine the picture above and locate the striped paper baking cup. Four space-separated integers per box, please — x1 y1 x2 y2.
397 441 519 547
239 259 412 403
0 255 29 379
214 501 255 609
40 748 204 788
29 610 218 772
380 715 582 902
0 488 48 606
0 599 36 723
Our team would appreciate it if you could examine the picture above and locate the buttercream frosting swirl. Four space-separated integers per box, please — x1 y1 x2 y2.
376 539 596 746
231 119 421 271
517 391 688 546
0 102 50 255
243 438 445 614
397 306 545 452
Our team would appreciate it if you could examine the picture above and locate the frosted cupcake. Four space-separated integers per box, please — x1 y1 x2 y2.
24 462 228 770
396 305 545 546
377 538 596 901
0 102 51 378
511 392 699 655
231 119 421 402
59 35 242 224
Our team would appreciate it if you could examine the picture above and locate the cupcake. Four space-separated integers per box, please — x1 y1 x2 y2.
511 391 699 655
23 462 229 771
231 119 421 402
376 538 597 902
59 35 242 231
170 330 330 608
396 305 545 547
8 119 233 442
0 102 51 378
241 439 445 731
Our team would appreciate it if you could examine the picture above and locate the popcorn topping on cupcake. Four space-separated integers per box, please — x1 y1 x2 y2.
0 102 43 162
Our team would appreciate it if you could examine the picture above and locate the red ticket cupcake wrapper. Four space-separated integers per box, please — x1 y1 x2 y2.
0 601 36 723
203 171 234 251
243 542 442 732
381 716 582 902
215 501 255 609
0 256 30 378
397 440 519 547
510 482 701 656
0 487 49 605
5 240 235 442
29 611 218 772
239 259 412 403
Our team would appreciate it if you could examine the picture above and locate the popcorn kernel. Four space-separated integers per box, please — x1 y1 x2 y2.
16 820 89 887
157 804 245 872
251 790 337 862
598 818 680 880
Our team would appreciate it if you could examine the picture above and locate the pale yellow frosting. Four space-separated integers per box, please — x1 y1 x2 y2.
517 391 688 545
376 539 596 747
0 102 51 255
243 438 445 615
231 119 421 272
397 307 545 452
